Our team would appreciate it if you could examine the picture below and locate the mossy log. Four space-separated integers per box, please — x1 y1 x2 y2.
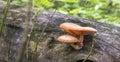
0 1 120 62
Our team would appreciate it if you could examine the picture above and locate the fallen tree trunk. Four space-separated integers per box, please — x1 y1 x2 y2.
0 1 120 62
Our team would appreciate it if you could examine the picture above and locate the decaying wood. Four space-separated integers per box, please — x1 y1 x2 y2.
0 1 120 62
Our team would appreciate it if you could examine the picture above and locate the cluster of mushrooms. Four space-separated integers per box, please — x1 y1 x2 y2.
57 22 97 50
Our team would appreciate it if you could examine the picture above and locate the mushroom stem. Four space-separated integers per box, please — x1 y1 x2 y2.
69 42 83 50
79 35 83 42
69 43 82 50
78 35 84 47
69 35 84 50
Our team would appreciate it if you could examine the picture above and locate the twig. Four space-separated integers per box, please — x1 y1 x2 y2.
34 9 57 61
0 0 11 34
27 9 40 62
83 38 95 62
15 0 33 62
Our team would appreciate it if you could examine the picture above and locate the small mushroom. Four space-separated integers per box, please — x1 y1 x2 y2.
59 22 97 49
57 35 83 49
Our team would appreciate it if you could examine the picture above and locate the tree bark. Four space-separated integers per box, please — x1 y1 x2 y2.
0 1 120 62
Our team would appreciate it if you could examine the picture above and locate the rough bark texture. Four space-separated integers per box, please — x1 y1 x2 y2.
0 1 120 62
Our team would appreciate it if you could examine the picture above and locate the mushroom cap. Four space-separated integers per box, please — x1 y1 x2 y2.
57 35 79 43
60 22 97 35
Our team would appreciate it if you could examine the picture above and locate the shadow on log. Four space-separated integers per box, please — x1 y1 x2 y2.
0 1 120 62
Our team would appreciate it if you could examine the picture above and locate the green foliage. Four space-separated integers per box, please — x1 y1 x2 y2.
11 0 120 26
11 0 26 6
33 0 53 9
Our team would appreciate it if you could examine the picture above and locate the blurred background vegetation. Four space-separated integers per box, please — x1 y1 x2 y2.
10 0 120 26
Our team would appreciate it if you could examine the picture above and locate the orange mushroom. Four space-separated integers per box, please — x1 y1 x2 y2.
57 35 79 43
57 35 83 49
60 22 97 35
59 22 97 49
